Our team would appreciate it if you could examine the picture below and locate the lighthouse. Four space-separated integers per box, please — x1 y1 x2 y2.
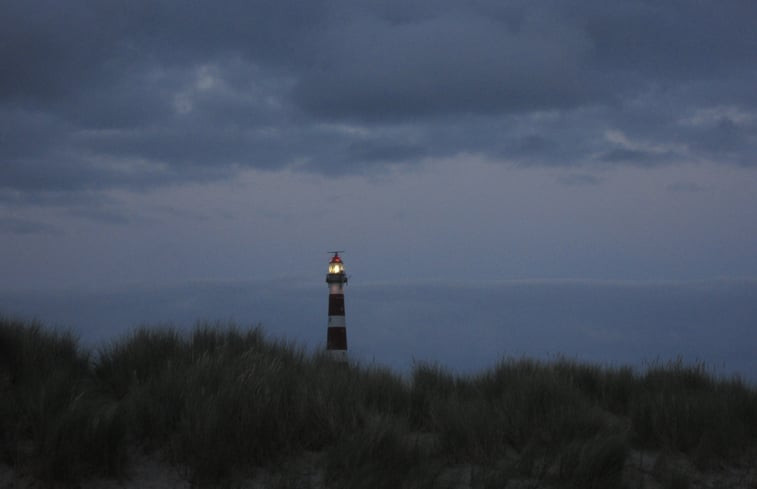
326 251 348 361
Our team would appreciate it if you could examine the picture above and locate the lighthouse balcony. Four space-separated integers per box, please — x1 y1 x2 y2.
326 273 348 284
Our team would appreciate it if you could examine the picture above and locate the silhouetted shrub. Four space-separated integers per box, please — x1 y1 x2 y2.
0 318 126 483
2 318 757 487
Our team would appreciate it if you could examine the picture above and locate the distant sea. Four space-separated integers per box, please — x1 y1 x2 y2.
2 278 756 381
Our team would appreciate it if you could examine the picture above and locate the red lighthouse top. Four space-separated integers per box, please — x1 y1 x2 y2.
330 254 342 264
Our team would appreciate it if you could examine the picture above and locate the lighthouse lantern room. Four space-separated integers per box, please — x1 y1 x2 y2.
326 251 348 361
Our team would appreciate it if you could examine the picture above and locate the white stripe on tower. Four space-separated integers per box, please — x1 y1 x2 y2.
326 251 348 361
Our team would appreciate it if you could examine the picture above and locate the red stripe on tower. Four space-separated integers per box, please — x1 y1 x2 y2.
326 251 348 360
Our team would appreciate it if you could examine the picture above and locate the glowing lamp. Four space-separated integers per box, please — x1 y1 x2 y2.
328 257 344 275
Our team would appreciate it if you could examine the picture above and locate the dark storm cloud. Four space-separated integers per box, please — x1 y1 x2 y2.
0 216 59 235
0 1 321 103
689 118 757 166
600 148 659 165
557 173 601 186
582 1 757 80
666 182 706 193
344 136 426 167
292 9 595 118
66 205 136 225
1 0 756 205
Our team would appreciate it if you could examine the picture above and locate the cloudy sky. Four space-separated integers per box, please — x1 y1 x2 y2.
2 1 756 376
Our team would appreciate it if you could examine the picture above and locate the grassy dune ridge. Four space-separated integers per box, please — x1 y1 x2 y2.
1 318 756 488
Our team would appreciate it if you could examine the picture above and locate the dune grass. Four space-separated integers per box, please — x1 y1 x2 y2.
1 317 756 488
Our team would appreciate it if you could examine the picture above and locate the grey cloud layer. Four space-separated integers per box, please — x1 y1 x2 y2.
2 0 756 201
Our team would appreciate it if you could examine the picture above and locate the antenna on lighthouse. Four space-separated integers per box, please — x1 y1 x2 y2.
326 251 348 361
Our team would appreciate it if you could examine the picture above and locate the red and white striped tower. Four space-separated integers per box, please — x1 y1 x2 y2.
326 251 348 361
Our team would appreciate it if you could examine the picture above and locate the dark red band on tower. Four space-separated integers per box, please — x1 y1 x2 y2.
328 294 345 316
327 327 347 350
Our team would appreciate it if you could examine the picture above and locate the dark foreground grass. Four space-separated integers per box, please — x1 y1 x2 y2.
1 318 756 488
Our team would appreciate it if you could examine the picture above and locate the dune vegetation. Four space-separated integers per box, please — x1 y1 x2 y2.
1 317 756 488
